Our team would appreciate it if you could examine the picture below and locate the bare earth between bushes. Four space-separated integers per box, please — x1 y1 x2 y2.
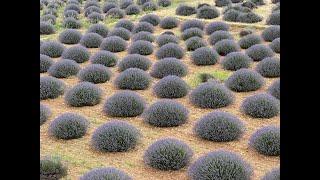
40 25 279 180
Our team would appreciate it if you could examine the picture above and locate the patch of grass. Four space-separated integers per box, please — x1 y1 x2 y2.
186 69 231 88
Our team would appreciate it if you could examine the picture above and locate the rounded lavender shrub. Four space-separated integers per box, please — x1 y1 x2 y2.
63 17 82 29
103 91 146 117
180 19 205 32
225 69 264 92
58 29 82 45
92 120 141 152
120 0 133 9
140 14 161 26
40 41 65 58
137 0 151 5
194 111 245 142
40 21 55 35
64 9 79 19
106 8 125 19
78 64 112 84
143 99 189 127
268 79 280 100
238 34 262 49
221 52 252 70
108 27 131 41
132 22 154 34
176 4 196 16
40 103 51 125
241 93 280 118
158 0 171 7
114 68 151 90
62 45 90 63
269 38 280 53
266 11 280 25
102 2 117 13
80 32 103 48
118 54 151 71
215 0 232 7
144 138 193 170
142 2 158 11
191 47 219 65
237 12 263 23
239 28 254 37
40 76 66 100
156 34 179 47
160 17 178 29
156 43 184 59
153 75 189 98
128 40 154 55
100 36 127 52
43 13 56 23
65 82 102 107
48 59 81 78
40 156 68 180
84 1 100 9
188 150 252 180
40 54 54 73
125 4 141 15
181 27 204 41
115 19 134 32
162 31 175 35
249 126 280 156
132 31 155 42
246 44 274 61
150 58 188 78
189 82 234 109
215 39 240 56
262 167 280 180
84 6 102 17
80 167 132 180
88 12 105 24
205 21 229 35
49 113 89 139
256 57 280 78
185 36 207 51
87 23 109 38
196 6 220 19
90 50 118 67
261 25 280 42
208 30 233 45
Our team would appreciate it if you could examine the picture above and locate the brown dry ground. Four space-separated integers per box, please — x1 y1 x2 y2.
40 0 280 179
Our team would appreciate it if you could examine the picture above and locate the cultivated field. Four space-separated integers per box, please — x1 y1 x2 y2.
40 0 280 179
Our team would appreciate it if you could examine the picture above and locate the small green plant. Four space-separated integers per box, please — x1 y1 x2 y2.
186 69 231 88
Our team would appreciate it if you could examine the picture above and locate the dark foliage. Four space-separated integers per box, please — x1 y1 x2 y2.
188 150 252 180
114 68 151 90
191 47 219 65
144 138 193 170
245 44 274 61
80 167 132 180
181 28 204 41
196 6 220 19
225 68 264 92
108 27 131 41
40 76 66 100
100 36 127 52
156 34 179 47
238 34 262 49
103 91 146 117
194 111 245 142
205 21 229 35
118 54 151 71
221 52 252 71
261 25 280 42
215 39 240 56
189 82 234 109
80 32 103 48
208 30 233 45
158 0 171 7
180 19 205 32
48 59 80 78
59 29 82 44
132 31 155 42
150 58 188 78
176 4 196 16
185 36 207 51
159 17 179 29
78 64 112 84
40 103 51 125
115 19 135 32
63 17 82 29
268 79 280 100
155 43 184 59
91 120 141 152
40 21 55 35
125 4 141 15
140 14 161 26
241 93 280 118
269 38 280 53
62 45 90 63
132 22 154 34
49 113 89 139
65 82 103 107
153 75 189 98
40 41 65 58
128 40 154 55
106 8 125 18
256 57 280 78
87 23 109 38
90 50 118 67
142 2 158 11
40 156 68 180
262 167 280 180
249 126 280 156
40 54 54 73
